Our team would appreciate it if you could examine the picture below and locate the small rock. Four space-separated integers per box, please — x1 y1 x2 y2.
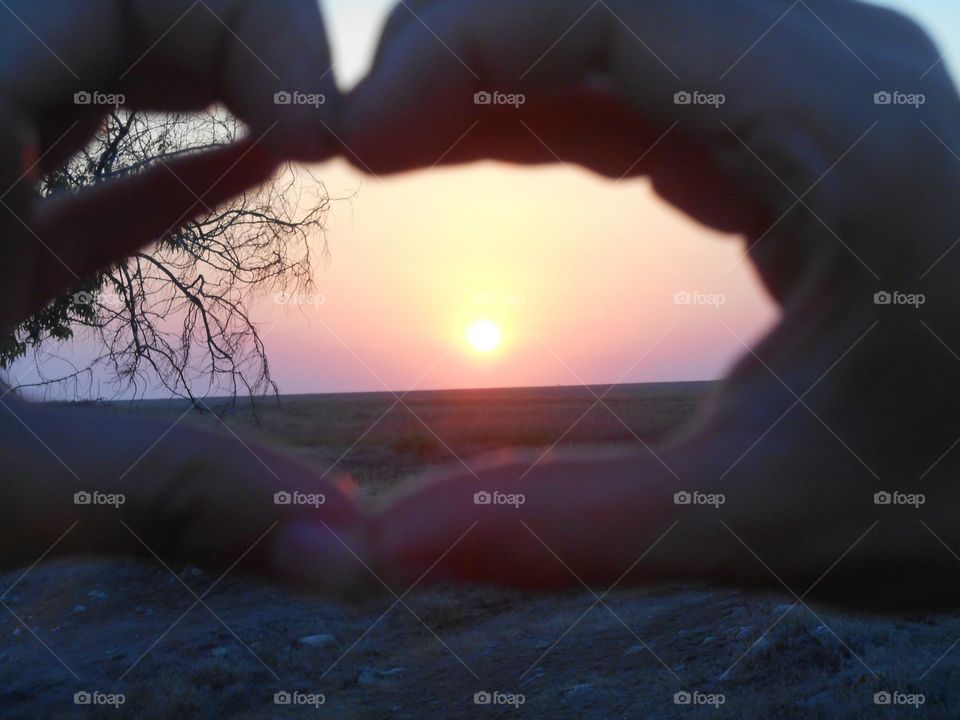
298 634 336 648
703 636 716 644
772 603 796 617
12 628 21 637
735 626 755 641
358 666 405 685
751 636 773 654
72 605 87 614
88 590 108 600
567 683 593 696
623 645 645 658
211 647 229 658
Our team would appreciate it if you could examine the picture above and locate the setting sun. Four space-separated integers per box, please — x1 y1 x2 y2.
467 321 502 353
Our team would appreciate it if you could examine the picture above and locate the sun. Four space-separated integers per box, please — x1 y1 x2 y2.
467 320 502 353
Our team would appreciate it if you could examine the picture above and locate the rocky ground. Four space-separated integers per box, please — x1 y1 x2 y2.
2 557 958 718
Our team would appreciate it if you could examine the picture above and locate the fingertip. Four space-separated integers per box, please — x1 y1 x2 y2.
222 0 342 163
340 15 480 174
248 71 343 163
271 521 380 600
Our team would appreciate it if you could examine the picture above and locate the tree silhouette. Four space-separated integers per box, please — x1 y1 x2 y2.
0 110 329 406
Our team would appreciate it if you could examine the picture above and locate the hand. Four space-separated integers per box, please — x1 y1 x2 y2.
0 0 365 592
341 0 960 609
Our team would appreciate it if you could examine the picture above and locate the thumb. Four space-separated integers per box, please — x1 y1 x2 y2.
0 397 364 594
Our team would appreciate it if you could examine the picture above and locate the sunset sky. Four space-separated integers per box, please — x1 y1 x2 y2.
15 0 960 398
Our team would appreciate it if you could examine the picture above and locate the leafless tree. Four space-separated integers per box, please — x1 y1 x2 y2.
1 110 330 408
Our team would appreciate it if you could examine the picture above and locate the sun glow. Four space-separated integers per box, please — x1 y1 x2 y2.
467 320 502 353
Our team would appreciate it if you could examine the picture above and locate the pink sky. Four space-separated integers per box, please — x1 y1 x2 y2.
253 159 779 394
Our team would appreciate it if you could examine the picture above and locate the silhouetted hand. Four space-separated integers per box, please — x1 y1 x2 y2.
340 0 960 609
0 1 366 589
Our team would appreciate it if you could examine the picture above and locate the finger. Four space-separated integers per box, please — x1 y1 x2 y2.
343 0 949 238
411 84 767 235
0 0 339 162
361 386 956 611
18 138 281 319
0 398 363 593
0 104 40 336
366 448 702 591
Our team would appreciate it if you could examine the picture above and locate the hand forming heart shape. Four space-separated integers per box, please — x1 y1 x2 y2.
2 0 960 610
